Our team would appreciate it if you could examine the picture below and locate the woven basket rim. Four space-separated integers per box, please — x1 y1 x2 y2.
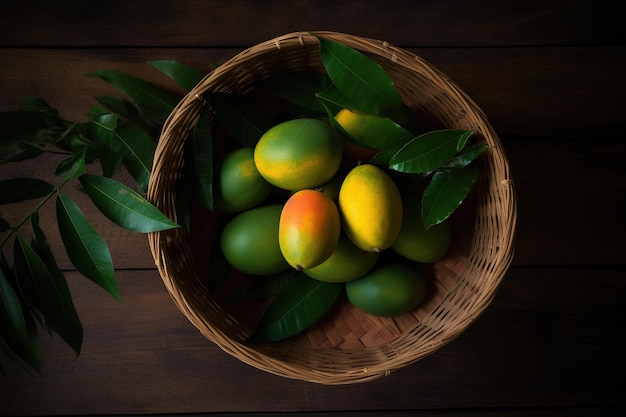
147 31 517 385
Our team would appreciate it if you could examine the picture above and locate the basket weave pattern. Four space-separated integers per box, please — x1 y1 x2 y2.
147 32 516 384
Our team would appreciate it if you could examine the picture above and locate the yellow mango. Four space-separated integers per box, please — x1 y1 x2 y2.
338 164 403 252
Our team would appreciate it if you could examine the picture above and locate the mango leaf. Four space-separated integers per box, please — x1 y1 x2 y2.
422 162 479 229
79 174 178 233
55 148 86 180
0 266 41 373
31 213 83 355
56 194 120 303
248 275 341 343
317 36 404 115
192 109 214 210
148 60 204 92
117 124 156 193
209 93 276 147
389 129 474 175
340 111 414 151
0 178 53 205
90 68 181 126
94 95 160 134
440 144 489 171
224 269 301 304
0 266 31 355
315 84 352 117
91 113 126 177
13 235 50 328
257 71 331 113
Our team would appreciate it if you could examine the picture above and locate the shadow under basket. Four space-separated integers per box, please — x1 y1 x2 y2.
147 31 517 385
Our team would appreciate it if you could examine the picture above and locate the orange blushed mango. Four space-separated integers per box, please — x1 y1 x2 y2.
279 189 341 270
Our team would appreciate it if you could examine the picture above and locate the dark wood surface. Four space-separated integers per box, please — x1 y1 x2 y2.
1 1 625 416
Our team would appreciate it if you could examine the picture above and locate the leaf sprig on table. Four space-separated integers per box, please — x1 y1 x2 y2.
0 61 194 375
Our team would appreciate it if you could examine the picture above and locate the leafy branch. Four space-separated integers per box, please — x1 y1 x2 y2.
0 61 199 374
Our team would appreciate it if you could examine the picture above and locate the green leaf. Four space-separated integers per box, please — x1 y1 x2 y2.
55 148 87 180
192 109 214 210
225 269 301 304
440 144 489 171
249 275 342 343
148 60 204 92
389 129 474 175
56 194 120 303
422 162 479 229
0 178 53 205
0 104 67 162
0 263 41 373
31 213 83 355
209 93 276 147
13 235 50 328
317 36 404 115
315 84 352 117
55 124 98 162
90 68 181 126
0 266 31 354
93 96 160 134
0 309 41 374
339 111 414 150
91 114 126 177
79 174 178 233
257 71 331 113
117 124 156 193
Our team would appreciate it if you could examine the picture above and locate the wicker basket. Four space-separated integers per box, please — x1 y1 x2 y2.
147 31 516 384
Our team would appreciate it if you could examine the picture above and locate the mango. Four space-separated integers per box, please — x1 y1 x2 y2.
254 118 343 191
346 262 426 316
303 233 379 283
220 204 290 275
279 189 341 270
214 147 273 213
338 164 403 252
392 192 451 263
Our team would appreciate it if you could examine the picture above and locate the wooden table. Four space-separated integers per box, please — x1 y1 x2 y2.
1 1 624 415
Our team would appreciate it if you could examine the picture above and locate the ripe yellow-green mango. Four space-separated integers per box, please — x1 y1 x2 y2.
392 192 451 263
279 189 341 270
338 164 403 252
254 118 343 191
303 233 379 283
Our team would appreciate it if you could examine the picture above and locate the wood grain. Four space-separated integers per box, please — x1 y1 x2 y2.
0 0 623 47
0 268 624 415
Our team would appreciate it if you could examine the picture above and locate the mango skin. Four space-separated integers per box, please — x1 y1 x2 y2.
254 118 343 191
338 164 403 252
303 233 379 283
346 262 426 316
392 192 452 263
279 189 341 270
219 204 290 276
214 147 273 213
